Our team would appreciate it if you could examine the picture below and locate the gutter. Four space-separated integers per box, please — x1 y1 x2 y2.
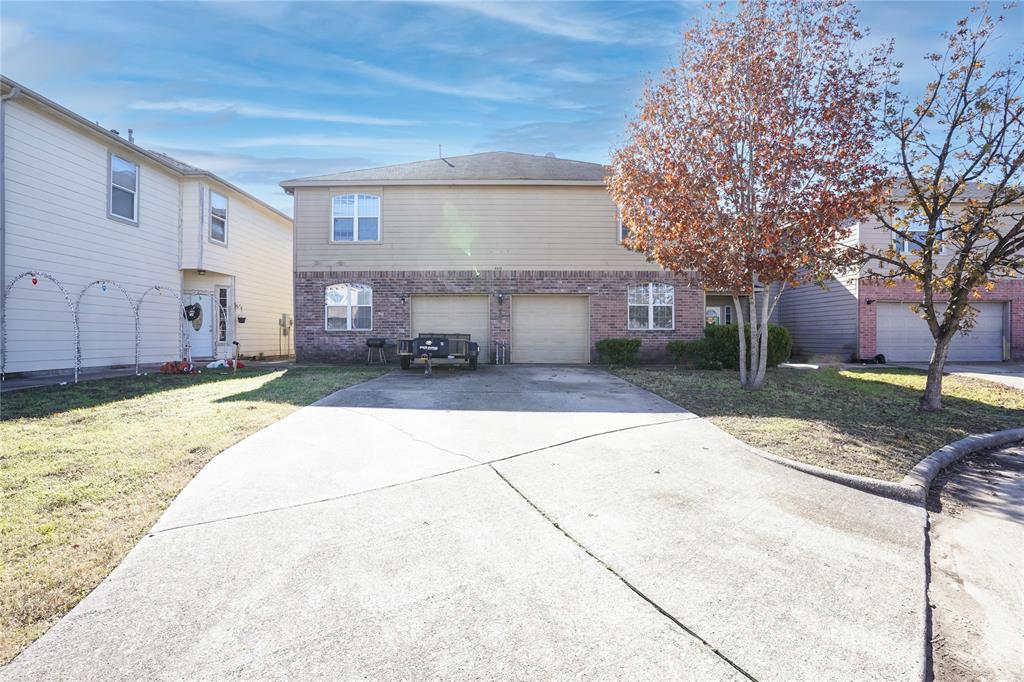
1 84 24 370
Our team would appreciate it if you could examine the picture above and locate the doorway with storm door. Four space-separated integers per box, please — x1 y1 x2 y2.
185 291 215 359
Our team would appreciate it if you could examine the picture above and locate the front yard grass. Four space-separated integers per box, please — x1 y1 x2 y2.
0 366 385 665
614 367 1024 482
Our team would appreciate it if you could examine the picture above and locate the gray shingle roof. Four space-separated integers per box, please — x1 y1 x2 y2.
280 151 609 188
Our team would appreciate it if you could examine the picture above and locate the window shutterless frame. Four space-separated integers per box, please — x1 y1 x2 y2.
627 283 675 330
209 189 228 246
324 283 373 331
894 212 945 254
107 152 139 225
330 193 381 243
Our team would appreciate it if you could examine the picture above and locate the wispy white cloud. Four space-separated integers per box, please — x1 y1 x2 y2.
131 99 416 126
221 134 447 154
328 56 547 103
440 1 623 44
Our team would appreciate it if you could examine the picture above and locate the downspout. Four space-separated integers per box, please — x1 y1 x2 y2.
0 86 24 374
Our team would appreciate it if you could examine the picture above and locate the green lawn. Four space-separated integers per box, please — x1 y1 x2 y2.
0 366 386 664
614 367 1024 481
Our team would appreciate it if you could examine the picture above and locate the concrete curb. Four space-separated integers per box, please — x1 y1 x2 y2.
752 427 1024 505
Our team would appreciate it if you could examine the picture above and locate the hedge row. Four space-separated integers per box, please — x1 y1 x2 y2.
596 324 792 369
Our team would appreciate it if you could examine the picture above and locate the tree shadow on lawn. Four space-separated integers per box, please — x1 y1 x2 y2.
214 367 388 407
616 366 1024 479
1 369 279 420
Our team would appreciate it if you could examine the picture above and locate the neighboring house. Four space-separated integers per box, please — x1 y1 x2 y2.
779 202 1023 362
1 77 294 375
281 151 758 364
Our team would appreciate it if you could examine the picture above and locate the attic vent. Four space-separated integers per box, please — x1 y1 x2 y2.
545 152 556 158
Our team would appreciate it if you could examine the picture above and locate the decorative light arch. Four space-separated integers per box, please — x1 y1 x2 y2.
2 271 77 380
75 279 137 380
136 285 188 365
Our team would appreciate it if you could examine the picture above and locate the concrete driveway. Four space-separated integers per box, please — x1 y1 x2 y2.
4 366 926 681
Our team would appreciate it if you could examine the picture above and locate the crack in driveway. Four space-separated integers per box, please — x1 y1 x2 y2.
487 463 759 681
149 416 695 536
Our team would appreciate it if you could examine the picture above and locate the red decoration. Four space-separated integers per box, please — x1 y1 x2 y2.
31 276 38 285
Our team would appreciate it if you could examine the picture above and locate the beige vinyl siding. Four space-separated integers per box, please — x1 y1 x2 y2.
778 274 859 359
3 98 181 372
182 183 294 358
294 185 660 272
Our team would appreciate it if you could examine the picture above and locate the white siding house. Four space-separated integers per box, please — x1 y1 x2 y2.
1 77 294 376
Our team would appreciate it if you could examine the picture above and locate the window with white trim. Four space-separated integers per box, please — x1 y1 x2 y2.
895 213 944 253
109 154 138 223
332 194 380 242
210 191 228 244
617 210 629 243
325 283 372 330
628 283 674 330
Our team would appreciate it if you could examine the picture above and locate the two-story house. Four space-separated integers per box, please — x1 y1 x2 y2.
1 77 294 376
779 201 1023 362
282 152 730 364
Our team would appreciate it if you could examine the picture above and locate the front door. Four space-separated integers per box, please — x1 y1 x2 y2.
185 292 215 358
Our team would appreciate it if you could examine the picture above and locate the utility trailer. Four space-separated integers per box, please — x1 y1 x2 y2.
398 333 480 372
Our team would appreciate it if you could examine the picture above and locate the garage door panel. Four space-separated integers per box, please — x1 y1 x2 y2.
411 296 489 362
875 302 1003 362
512 296 590 364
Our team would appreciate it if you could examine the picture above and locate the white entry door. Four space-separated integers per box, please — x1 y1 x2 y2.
185 293 215 358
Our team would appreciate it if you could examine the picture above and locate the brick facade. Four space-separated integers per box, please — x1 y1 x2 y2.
295 270 705 364
858 278 1024 360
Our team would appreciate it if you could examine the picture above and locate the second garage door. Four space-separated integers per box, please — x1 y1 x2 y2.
410 295 490 362
875 302 1004 362
511 295 590 364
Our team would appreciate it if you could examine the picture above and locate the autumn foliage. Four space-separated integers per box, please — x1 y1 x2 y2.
609 0 887 387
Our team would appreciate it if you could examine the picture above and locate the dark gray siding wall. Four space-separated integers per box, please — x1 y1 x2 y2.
779 276 859 359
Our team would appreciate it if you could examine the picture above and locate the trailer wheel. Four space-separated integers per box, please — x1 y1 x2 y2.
400 357 411 370
468 356 478 370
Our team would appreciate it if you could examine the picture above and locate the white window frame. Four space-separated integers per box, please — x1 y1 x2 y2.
627 283 675 331
895 213 944 254
324 283 373 331
331 193 381 243
209 190 228 245
617 209 629 243
108 152 139 225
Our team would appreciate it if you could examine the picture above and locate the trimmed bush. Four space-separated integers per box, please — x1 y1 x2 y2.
595 338 642 366
667 324 791 370
666 338 720 369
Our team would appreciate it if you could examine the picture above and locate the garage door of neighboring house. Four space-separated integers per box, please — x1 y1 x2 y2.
511 295 590 364
875 302 1005 362
410 295 490 362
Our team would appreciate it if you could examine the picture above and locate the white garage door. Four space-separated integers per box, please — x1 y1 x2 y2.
875 302 1004 362
511 295 590 364
410 295 490 362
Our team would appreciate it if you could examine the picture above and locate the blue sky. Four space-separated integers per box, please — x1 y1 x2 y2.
1 1 1016 214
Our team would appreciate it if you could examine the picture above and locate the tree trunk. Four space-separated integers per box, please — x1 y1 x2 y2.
749 286 771 388
920 333 954 411
745 282 759 389
733 294 748 387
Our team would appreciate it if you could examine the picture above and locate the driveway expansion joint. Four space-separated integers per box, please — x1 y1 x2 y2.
150 416 697 537
488 463 759 682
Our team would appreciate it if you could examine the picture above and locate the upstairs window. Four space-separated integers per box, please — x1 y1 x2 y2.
332 194 380 242
109 153 138 223
210 191 228 244
895 213 943 254
628 283 674 330
618 210 630 242
325 283 372 330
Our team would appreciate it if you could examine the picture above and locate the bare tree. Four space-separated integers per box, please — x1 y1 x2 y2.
847 4 1023 410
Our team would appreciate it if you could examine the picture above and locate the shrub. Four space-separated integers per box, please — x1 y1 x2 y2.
595 338 642 366
667 324 792 370
666 338 720 369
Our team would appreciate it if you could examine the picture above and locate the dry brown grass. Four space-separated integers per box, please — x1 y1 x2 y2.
614 367 1024 480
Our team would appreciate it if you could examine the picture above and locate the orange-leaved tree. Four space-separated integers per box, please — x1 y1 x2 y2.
609 0 888 388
